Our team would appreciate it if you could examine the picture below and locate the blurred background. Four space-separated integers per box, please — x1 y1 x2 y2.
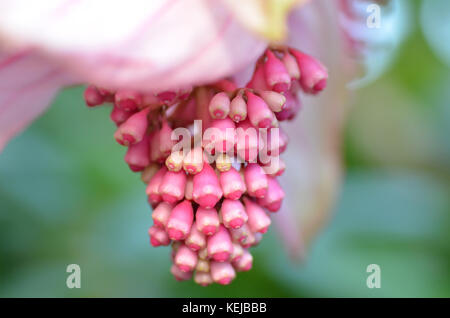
0 0 449 297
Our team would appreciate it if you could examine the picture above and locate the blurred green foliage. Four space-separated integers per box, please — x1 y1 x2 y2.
0 2 449 297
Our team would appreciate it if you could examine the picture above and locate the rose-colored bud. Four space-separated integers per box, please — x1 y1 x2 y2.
115 89 142 111
174 244 198 272
196 207 220 236
257 90 286 112
209 92 230 119
240 230 256 248
114 107 150 146
185 222 206 251
196 259 210 272
282 52 301 79
167 200 194 240
244 197 271 234
183 147 204 175
262 157 286 177
110 105 135 126
165 150 184 172
170 264 192 281
244 163 268 198
247 63 269 90
146 166 167 205
194 271 213 287
203 118 236 155
245 91 275 129
152 201 173 228
192 163 223 208
149 130 163 163
124 135 150 172
229 223 252 244
229 93 247 123
230 243 244 263
84 85 105 107
210 261 236 285
258 177 285 212
220 199 248 229
289 48 328 94
235 120 260 162
219 167 246 200
275 90 302 121
232 249 253 272
158 120 176 158
141 163 159 184
184 175 194 201
215 153 231 172
148 226 170 247
159 170 187 204
264 50 291 93
207 225 233 262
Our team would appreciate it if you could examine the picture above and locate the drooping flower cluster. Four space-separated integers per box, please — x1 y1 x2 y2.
84 46 328 286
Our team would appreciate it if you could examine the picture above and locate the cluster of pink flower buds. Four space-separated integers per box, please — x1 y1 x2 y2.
84 46 328 286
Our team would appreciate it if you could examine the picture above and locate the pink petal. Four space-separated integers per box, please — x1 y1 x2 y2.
0 50 74 151
0 0 267 92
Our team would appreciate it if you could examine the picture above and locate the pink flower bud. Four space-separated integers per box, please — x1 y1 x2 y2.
258 177 285 212
194 271 213 287
158 120 176 157
257 90 286 112
210 261 236 285
148 226 170 247
209 92 230 119
229 223 252 244
146 166 167 205
183 147 204 175
152 201 173 229
264 50 291 93
170 264 192 281
192 163 223 208
215 154 231 172
247 63 269 90
230 243 244 263
167 200 194 240
219 167 246 200
124 135 150 172
289 48 328 94
229 93 247 123
203 118 236 155
110 105 135 126
240 230 256 248
235 120 260 162
84 85 105 107
159 170 187 204
232 249 253 272
244 163 268 198
220 199 248 229
207 225 233 262
245 91 275 129
114 107 150 146
149 130 164 163
115 89 142 111
174 244 198 272
282 52 301 79
196 207 220 236
244 197 271 234
185 222 206 252
262 157 286 177
165 150 184 172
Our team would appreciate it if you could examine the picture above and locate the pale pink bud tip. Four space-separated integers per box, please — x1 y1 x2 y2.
115 107 150 146
257 91 286 113
210 261 236 285
233 249 253 272
207 225 233 262
264 50 291 93
229 94 247 123
167 200 194 240
124 135 150 172
148 226 170 247
152 202 172 228
159 170 187 204
196 207 220 236
220 167 246 200
220 199 248 229
146 167 167 205
289 48 328 94
194 272 213 287
175 245 198 272
183 147 204 175
209 92 230 119
84 85 105 107
245 91 274 129
244 197 271 234
115 90 142 111
171 264 192 281
185 223 206 251
258 177 285 212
